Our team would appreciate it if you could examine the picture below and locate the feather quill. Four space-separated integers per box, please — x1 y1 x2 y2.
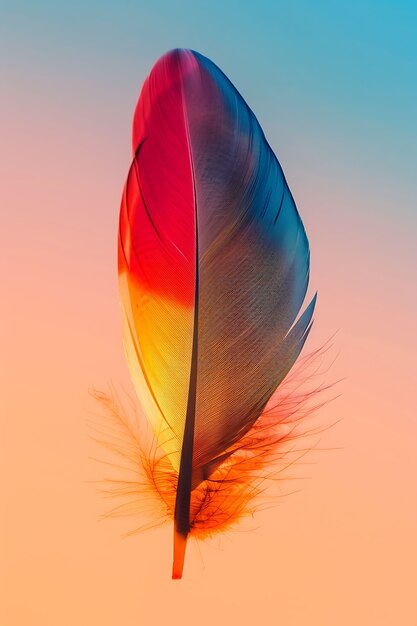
117 49 316 578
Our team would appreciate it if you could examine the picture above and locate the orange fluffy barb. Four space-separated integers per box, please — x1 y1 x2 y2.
109 49 329 578
92 349 334 574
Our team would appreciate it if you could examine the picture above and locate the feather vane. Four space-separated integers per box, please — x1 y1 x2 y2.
117 49 316 578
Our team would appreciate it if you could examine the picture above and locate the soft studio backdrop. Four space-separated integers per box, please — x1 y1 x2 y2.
1 1 416 624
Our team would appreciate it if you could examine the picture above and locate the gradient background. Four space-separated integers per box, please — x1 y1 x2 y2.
1 1 416 624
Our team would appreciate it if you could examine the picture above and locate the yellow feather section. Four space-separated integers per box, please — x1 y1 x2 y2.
119 270 193 471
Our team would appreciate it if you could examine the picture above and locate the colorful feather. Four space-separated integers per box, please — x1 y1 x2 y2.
117 48 316 579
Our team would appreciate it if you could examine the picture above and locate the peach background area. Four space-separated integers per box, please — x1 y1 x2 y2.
2 9 417 625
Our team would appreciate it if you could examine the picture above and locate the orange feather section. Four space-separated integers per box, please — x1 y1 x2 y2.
91 346 335 546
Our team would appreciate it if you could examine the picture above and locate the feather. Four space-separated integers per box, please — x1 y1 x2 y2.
117 49 316 579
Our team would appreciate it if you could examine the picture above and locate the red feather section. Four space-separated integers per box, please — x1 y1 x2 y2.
119 50 197 305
